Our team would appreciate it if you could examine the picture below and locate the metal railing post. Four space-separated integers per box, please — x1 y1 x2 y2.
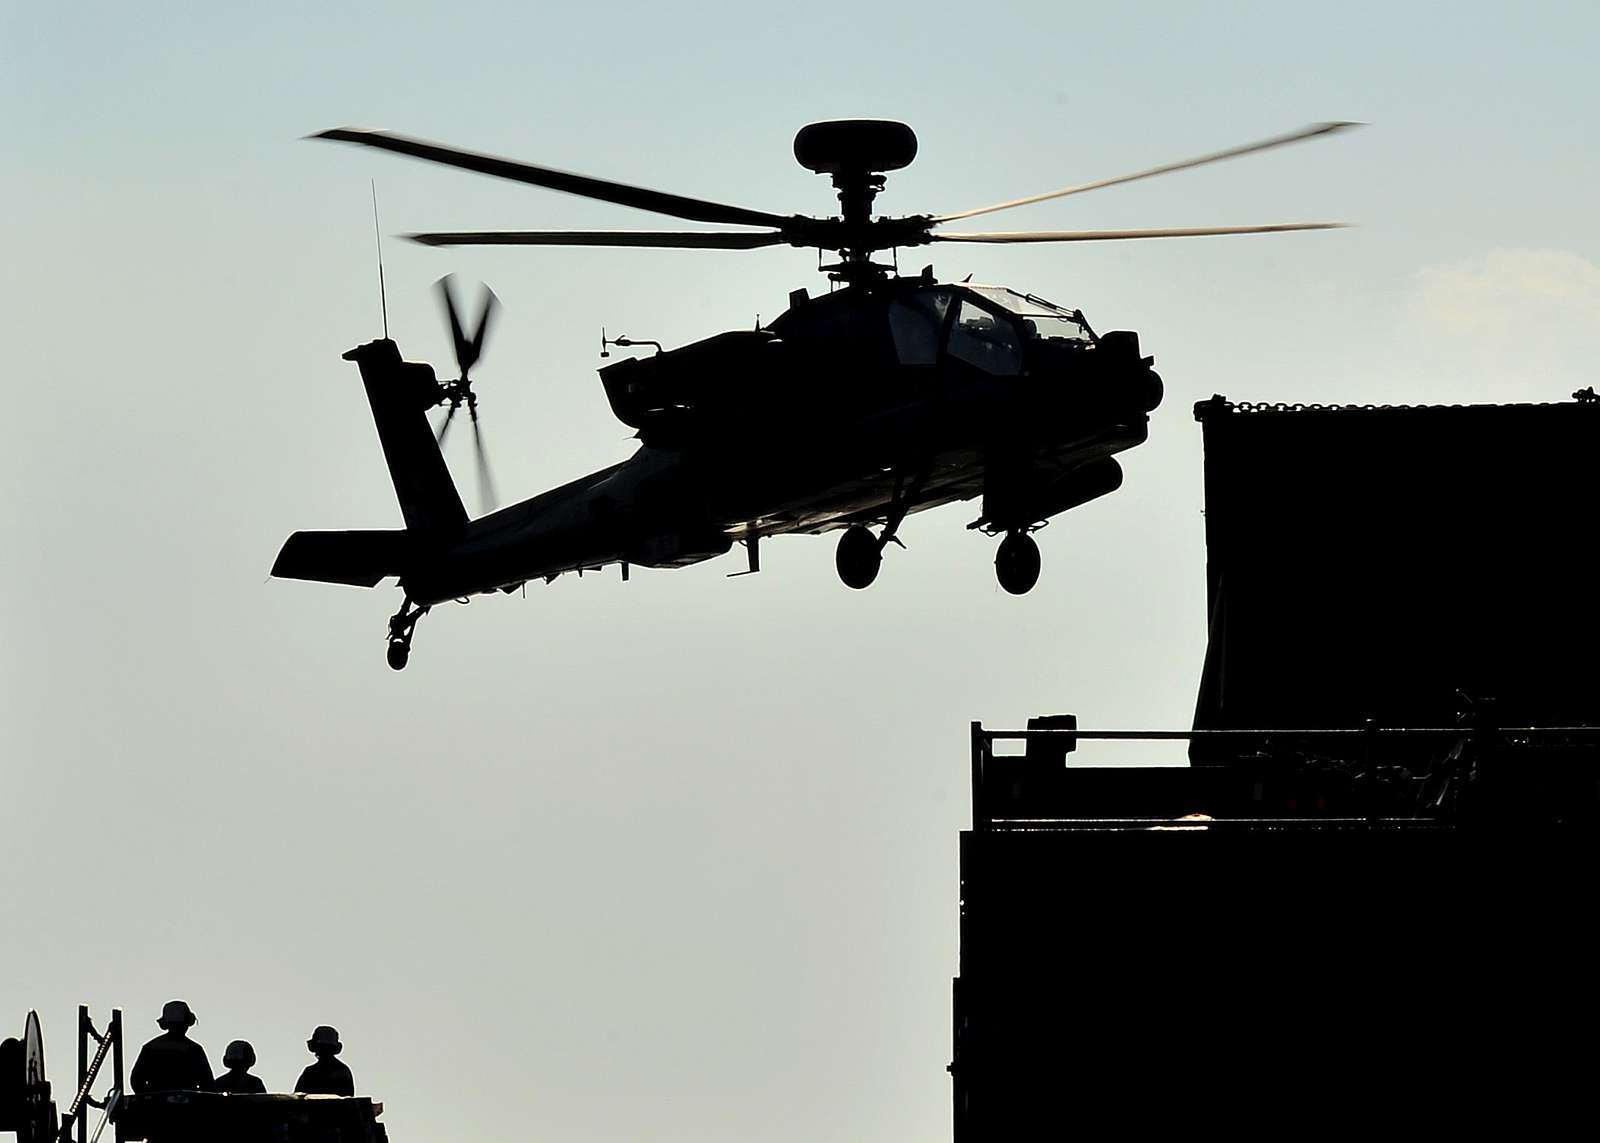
970 722 987 831
76 1005 88 1143
110 1010 123 1143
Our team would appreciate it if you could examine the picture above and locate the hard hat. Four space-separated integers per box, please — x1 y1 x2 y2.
157 1001 196 1030
306 1026 342 1054
223 1040 256 1069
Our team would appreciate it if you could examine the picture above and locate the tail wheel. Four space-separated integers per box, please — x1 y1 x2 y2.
836 525 882 589
995 531 1041 595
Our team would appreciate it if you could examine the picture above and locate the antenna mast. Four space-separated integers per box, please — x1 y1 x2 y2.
370 179 389 338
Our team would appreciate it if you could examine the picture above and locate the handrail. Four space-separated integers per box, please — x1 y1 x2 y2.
65 1007 121 1143
968 721 1600 832
980 726 1600 741
986 816 1450 827
59 1029 110 1132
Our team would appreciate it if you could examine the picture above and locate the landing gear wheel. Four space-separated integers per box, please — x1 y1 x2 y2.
385 596 428 670
836 525 882 589
995 531 1041 595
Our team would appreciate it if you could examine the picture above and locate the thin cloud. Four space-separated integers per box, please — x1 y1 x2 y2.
1405 248 1600 393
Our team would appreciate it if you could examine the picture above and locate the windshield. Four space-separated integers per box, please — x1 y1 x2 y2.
948 298 1022 374
888 288 954 365
965 286 1093 343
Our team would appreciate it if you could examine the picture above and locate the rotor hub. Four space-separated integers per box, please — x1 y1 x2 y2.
789 121 922 271
795 120 916 227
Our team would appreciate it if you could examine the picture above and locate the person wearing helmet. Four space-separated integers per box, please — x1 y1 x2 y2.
213 1040 266 1094
293 1026 353 1096
130 1001 213 1093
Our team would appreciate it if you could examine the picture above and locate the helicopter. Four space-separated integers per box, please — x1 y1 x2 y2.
271 119 1355 668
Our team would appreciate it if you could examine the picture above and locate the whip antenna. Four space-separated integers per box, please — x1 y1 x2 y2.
370 179 389 338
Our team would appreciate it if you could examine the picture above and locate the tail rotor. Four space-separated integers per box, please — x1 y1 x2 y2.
433 274 500 514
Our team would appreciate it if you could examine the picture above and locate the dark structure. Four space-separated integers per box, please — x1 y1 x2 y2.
0 1013 57 1143
1191 396 1600 758
951 397 1600 1136
116 1093 387 1143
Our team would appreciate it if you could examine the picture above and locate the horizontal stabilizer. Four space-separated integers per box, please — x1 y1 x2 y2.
271 530 411 587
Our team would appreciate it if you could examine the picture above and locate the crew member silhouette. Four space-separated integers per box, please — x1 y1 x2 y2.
293 1026 353 1096
130 1001 213 1093
213 1040 267 1094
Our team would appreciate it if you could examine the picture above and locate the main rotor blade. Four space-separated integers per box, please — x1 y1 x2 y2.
469 404 498 516
407 230 789 250
314 128 791 229
934 122 1360 224
933 222 1351 243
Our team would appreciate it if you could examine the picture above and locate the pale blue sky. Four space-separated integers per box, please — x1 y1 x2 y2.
5 4 1598 1141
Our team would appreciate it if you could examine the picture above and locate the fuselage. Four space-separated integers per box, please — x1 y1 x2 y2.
399 278 1161 605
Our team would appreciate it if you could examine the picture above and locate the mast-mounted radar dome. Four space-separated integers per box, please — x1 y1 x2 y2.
792 120 918 175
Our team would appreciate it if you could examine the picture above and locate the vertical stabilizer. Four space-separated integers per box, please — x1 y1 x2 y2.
343 339 468 535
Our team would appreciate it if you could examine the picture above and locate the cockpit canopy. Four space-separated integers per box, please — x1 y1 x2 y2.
601 281 1105 437
961 286 1096 344
772 282 1095 376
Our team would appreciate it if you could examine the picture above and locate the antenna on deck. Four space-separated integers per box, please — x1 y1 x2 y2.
370 179 389 338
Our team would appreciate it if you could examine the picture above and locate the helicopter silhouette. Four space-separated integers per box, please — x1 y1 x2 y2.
271 119 1355 668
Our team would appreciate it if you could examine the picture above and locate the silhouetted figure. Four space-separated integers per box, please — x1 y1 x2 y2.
130 1001 213 1093
293 1026 353 1096
213 1040 267 1094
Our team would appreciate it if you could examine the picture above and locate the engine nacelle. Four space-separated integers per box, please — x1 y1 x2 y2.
598 330 783 432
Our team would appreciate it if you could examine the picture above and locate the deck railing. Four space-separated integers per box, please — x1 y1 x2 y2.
969 721 1600 831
